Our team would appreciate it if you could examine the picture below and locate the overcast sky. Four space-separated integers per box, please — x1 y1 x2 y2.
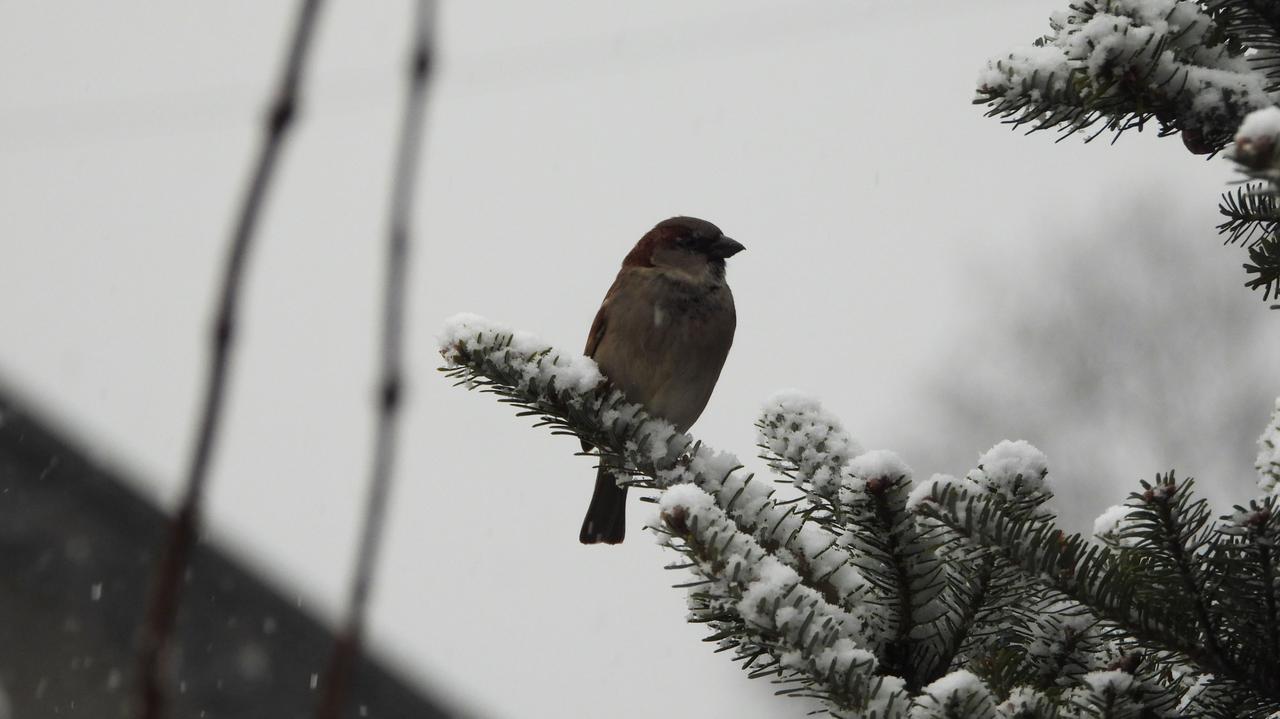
3 2 1277 717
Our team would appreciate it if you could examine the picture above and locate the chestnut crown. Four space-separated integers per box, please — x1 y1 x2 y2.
623 216 745 269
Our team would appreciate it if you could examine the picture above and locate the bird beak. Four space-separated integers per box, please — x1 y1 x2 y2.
708 236 745 259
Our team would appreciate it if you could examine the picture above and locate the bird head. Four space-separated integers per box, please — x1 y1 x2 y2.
622 216 745 281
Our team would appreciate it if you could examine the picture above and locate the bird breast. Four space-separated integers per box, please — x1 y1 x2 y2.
593 269 736 433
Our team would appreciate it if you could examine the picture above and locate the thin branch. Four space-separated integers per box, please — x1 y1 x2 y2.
314 3 436 718
136 3 326 718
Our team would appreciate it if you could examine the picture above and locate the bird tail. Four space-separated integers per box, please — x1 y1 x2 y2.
579 463 628 544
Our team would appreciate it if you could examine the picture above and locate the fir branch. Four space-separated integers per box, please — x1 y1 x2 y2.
1010 599 1112 693
443 316 1280 716
1211 499 1280 684
438 317 883 709
135 2 326 717
657 484 908 715
910 670 999 719
912 479 1280 706
1125 475 1226 669
998 687 1060 718
928 556 995 683
1061 670 1155 718
1260 399 1280 494
1243 232 1280 299
1204 0 1280 92
442 321 870 613
976 0 1274 153
846 467 945 689
756 396 952 683
1217 183 1278 246
756 391 860 498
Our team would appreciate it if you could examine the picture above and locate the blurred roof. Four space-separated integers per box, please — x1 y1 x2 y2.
0 387 457 719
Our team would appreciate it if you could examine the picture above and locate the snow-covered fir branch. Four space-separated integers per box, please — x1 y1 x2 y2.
1228 107 1280 303
982 1 1280 305
976 0 1276 152
1260 397 1280 495
440 314 1280 718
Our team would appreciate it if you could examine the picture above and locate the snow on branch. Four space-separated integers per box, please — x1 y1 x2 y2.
977 0 1275 152
440 316 895 712
1228 109 1280 304
656 484 908 714
757 390 861 496
913 472 1280 710
1260 398 1280 496
440 315 1280 717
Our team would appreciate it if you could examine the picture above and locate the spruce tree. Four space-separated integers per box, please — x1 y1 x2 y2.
441 1 1280 715
440 315 1280 718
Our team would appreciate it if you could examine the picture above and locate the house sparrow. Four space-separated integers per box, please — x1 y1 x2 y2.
580 216 744 544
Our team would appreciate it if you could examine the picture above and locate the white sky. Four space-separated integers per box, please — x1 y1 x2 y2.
2 2 1275 717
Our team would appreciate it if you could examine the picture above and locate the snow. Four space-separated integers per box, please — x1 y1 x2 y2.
1092 504 1138 546
1080 669 1135 695
921 669 984 698
439 312 605 394
737 555 803 625
966 440 1049 498
1238 107 1280 143
998 687 1052 715
1258 396 1280 496
1234 107 1280 170
659 482 717 517
978 0 1273 142
655 436 873 606
757 391 861 496
906 473 964 512
977 44 1071 100
657 481 891 704
848 449 912 484
1023 601 1096 666
910 670 996 717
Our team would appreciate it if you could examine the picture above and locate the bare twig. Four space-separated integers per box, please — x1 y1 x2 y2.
315 4 436 718
135 3 327 717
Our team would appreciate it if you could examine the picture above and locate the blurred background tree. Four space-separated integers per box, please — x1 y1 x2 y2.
911 193 1277 533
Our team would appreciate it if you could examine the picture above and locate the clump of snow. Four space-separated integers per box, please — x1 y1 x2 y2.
998 687 1054 715
1235 107 1280 170
848 449 912 484
1227 505 1273 532
438 313 604 394
1093 504 1140 547
1023 601 1098 675
967 440 1049 497
907 473 965 512
978 44 1072 100
1080 669 1136 695
660 482 717 517
1258 396 1280 496
911 670 997 717
922 669 985 697
737 556 802 625
1177 672 1218 714
757 390 861 496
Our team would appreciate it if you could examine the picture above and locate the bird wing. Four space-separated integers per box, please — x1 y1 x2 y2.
581 284 613 454
584 295 609 358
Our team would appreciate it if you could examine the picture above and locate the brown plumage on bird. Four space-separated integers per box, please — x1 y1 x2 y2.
579 216 744 544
